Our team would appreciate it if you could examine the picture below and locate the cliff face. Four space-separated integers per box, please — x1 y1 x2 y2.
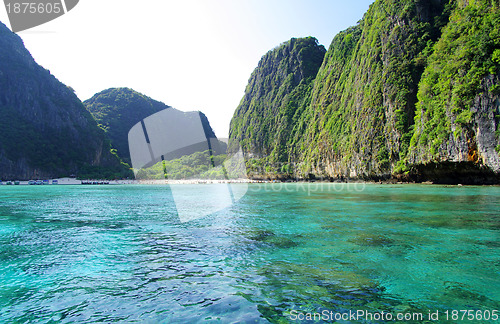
84 88 172 164
473 75 500 172
408 0 500 182
229 37 326 163
405 74 500 184
295 0 450 179
85 88 222 164
0 22 126 180
229 0 500 183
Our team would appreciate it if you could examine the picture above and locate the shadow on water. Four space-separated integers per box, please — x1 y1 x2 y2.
245 229 300 249
237 261 435 323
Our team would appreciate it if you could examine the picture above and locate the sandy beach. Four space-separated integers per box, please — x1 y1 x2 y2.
0 178 255 185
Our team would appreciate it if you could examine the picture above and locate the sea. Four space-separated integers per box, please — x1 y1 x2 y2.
0 183 499 323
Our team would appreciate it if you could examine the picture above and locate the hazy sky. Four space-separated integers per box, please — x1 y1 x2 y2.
0 0 374 137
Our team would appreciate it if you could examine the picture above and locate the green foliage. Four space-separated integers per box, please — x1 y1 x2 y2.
493 49 500 64
84 88 171 163
229 37 326 166
228 0 498 179
377 146 390 169
455 110 474 125
394 159 409 174
490 83 500 95
0 21 127 180
280 164 291 174
77 163 132 180
292 0 450 173
410 0 500 160
135 150 228 180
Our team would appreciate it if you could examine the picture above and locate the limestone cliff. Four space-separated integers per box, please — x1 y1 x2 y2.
229 0 500 183
85 88 222 164
0 21 128 180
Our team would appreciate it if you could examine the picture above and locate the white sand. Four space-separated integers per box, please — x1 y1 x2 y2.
1 178 259 185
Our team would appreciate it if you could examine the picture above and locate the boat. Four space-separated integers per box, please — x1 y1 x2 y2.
28 180 36 185
51 179 58 185
36 180 43 185
14 181 20 185
6 181 12 185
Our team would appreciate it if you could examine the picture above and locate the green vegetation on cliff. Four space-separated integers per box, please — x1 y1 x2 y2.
229 0 500 183
229 37 326 162
84 88 171 164
135 150 228 180
410 0 500 163
85 88 223 167
295 0 452 178
0 22 130 180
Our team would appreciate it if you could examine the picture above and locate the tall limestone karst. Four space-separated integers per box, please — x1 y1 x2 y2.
229 37 326 172
84 88 172 164
296 0 451 179
0 22 128 180
229 0 500 183
85 88 224 165
407 0 500 183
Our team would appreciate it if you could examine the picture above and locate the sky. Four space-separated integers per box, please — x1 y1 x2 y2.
0 0 374 137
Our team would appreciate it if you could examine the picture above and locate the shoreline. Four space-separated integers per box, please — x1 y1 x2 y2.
0 178 257 186
1 177 499 186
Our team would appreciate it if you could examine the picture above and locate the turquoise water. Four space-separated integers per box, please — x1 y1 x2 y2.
0 183 499 323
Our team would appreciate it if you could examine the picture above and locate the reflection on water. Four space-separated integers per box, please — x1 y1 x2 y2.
0 184 499 323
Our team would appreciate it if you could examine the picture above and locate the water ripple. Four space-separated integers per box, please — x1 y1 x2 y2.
0 184 499 322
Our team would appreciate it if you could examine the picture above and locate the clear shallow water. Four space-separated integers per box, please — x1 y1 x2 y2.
0 183 499 323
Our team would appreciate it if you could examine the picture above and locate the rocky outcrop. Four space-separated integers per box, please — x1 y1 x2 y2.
85 88 222 164
407 0 500 182
229 37 326 161
405 75 500 183
228 0 500 184
474 75 500 172
84 88 171 164
294 0 450 179
409 75 500 167
0 21 127 180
